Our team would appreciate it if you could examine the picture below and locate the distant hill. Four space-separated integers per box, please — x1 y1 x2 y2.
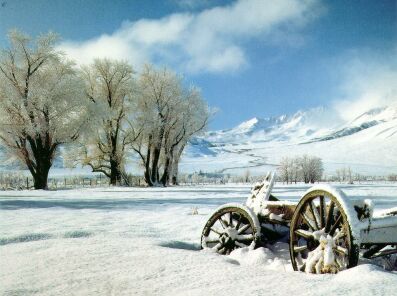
181 105 397 175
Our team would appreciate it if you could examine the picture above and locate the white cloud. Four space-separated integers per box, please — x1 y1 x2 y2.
58 0 321 73
332 47 397 121
172 0 214 9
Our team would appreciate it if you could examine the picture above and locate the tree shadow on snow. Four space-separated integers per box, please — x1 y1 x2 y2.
0 197 246 210
63 230 92 238
158 240 201 251
0 230 93 246
0 233 53 246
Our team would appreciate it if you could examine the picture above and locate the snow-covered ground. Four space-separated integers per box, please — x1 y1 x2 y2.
1 183 396 295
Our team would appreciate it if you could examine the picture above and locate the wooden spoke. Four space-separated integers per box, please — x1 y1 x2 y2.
299 263 306 272
213 242 223 250
236 234 254 241
335 246 348 256
308 201 319 230
235 214 242 230
294 229 313 239
333 230 346 241
319 196 325 228
325 201 335 233
219 218 227 229
237 224 251 234
205 239 220 244
329 213 343 236
301 213 316 231
294 245 308 253
235 241 249 248
221 215 230 227
210 227 222 235
334 258 342 269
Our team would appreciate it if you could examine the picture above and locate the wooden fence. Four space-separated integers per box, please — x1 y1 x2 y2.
0 173 144 190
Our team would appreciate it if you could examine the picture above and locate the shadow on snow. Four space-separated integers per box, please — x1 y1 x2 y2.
0 230 92 246
158 240 201 251
0 197 246 210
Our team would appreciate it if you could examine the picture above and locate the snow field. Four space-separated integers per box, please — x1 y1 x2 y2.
1 184 396 295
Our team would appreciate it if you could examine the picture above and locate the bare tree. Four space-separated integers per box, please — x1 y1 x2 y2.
243 170 251 183
279 157 292 184
347 167 353 184
335 167 354 184
336 169 342 183
307 156 323 183
131 64 209 186
164 87 210 185
130 64 181 186
71 59 138 185
0 30 87 189
291 157 300 184
280 155 323 184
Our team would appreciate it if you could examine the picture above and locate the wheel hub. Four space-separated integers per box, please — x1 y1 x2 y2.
225 227 238 240
219 228 238 247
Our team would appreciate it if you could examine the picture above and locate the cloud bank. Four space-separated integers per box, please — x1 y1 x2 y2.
332 47 397 121
58 0 321 73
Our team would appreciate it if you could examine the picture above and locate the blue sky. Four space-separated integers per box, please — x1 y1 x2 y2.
0 0 396 129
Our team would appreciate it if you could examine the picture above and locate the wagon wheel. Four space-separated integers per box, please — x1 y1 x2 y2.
201 206 259 255
289 190 359 273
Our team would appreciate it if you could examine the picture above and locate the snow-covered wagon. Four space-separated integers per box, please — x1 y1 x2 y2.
201 172 397 273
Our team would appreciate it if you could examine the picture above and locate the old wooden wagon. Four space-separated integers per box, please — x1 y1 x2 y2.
201 172 397 273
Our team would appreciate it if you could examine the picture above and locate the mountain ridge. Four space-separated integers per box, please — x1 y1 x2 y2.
181 105 397 175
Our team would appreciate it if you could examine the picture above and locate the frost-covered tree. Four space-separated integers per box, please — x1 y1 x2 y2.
0 30 87 189
131 64 209 186
299 155 323 183
72 59 138 185
279 157 293 184
335 167 354 184
279 155 323 184
162 86 210 185
130 65 181 186
291 157 300 184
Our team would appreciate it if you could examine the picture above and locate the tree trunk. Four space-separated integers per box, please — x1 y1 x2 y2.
150 124 165 185
144 135 153 186
109 158 122 186
33 162 51 190
171 158 179 185
24 137 55 190
150 146 161 184
160 155 172 186
171 143 185 185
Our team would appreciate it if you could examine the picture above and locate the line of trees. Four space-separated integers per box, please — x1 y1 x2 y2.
278 155 324 184
0 31 210 189
335 167 353 184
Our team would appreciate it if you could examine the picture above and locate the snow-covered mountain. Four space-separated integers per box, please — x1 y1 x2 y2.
309 106 397 143
181 105 397 175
